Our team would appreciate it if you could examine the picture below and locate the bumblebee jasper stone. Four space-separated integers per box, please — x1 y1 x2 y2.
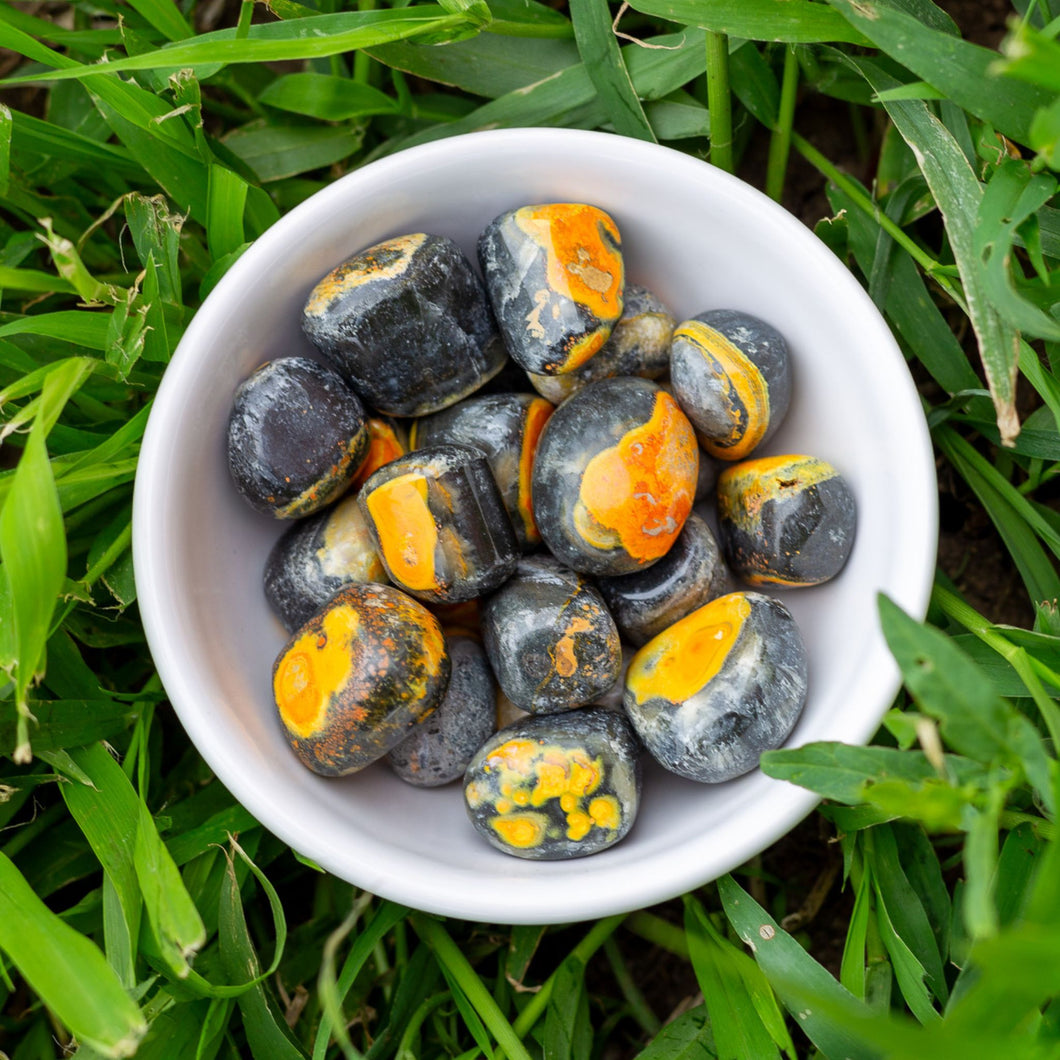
227 357 369 519
272 583 450 777
532 378 699 576
716 454 856 587
596 512 733 647
359 444 518 603
478 203 624 375
302 233 506 416
264 494 387 632
528 284 675 404
410 393 554 550
670 310 792 462
464 707 641 860
386 635 496 787
481 555 622 715
624 591 808 783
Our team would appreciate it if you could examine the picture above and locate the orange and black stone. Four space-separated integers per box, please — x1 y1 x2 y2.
528 283 674 404
463 706 641 860
386 634 496 788
716 454 856 587
481 554 622 715
531 377 699 576
358 444 518 604
670 309 793 462
624 591 808 783
350 416 408 492
227 356 369 519
264 492 387 633
410 392 554 550
478 203 624 376
302 233 506 416
271 583 451 777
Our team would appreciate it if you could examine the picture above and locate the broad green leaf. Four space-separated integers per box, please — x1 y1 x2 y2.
829 0 1054 145
850 58 1021 443
569 0 655 142
998 19 1060 95
840 861 872 998
0 103 10 198
624 0 870 44
996 822 1046 928
645 96 710 140
124 194 184 307
761 741 984 803
0 852 147 1057
543 957 592 1060
484 0 574 36
259 73 400 121
976 159 1060 341
366 34 580 97
206 165 248 261
133 998 227 1060
635 1006 717 1059
0 698 138 753
123 0 193 42
717 875 881 1060
222 122 365 183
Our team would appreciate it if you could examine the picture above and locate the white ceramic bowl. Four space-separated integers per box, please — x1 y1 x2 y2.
133 128 936 924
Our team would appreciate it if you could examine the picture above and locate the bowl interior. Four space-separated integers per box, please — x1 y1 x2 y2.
133 128 936 924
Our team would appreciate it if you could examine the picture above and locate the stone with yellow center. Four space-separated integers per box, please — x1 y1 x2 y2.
624 591 808 783
271 583 450 777
463 707 641 860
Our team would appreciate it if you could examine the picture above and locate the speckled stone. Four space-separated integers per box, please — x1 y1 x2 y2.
481 555 622 715
264 493 387 633
624 591 808 783
595 512 733 647
478 203 624 375
463 706 641 860
410 393 554 550
531 377 699 576
358 444 518 603
386 636 496 787
302 233 506 416
528 284 674 403
716 454 857 587
670 309 792 461
271 583 451 777
227 357 369 519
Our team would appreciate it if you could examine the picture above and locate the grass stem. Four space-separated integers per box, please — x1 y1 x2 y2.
766 46 799 202
705 31 733 174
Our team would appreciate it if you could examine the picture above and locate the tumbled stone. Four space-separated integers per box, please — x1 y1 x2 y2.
596 512 733 647
410 392 554 550
302 233 506 416
482 555 622 715
227 356 369 519
359 444 518 603
386 636 496 787
271 583 450 777
264 493 387 633
464 706 641 860
528 284 674 403
478 203 624 375
532 377 699 576
716 454 857 587
670 309 792 461
624 591 808 783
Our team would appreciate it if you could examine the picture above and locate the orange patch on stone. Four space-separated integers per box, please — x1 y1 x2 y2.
365 472 439 592
352 418 406 490
517 398 554 544
575 391 698 562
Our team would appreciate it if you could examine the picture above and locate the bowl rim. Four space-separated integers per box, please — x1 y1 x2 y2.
133 126 938 923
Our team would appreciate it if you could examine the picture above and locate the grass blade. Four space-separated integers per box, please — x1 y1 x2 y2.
569 0 655 141
0 851 147 1057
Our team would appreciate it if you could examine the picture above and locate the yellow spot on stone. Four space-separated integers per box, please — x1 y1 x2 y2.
365 472 439 591
488 739 537 775
531 761 569 805
717 455 838 526
495 798 513 814
588 795 621 830
574 391 698 562
492 812 548 849
627 592 752 707
517 398 554 544
465 781 485 809
552 615 592 678
560 792 578 813
568 752 601 796
566 810 592 841
273 606 359 738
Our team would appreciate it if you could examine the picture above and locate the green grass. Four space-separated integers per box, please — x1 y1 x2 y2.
1 0 1060 1056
